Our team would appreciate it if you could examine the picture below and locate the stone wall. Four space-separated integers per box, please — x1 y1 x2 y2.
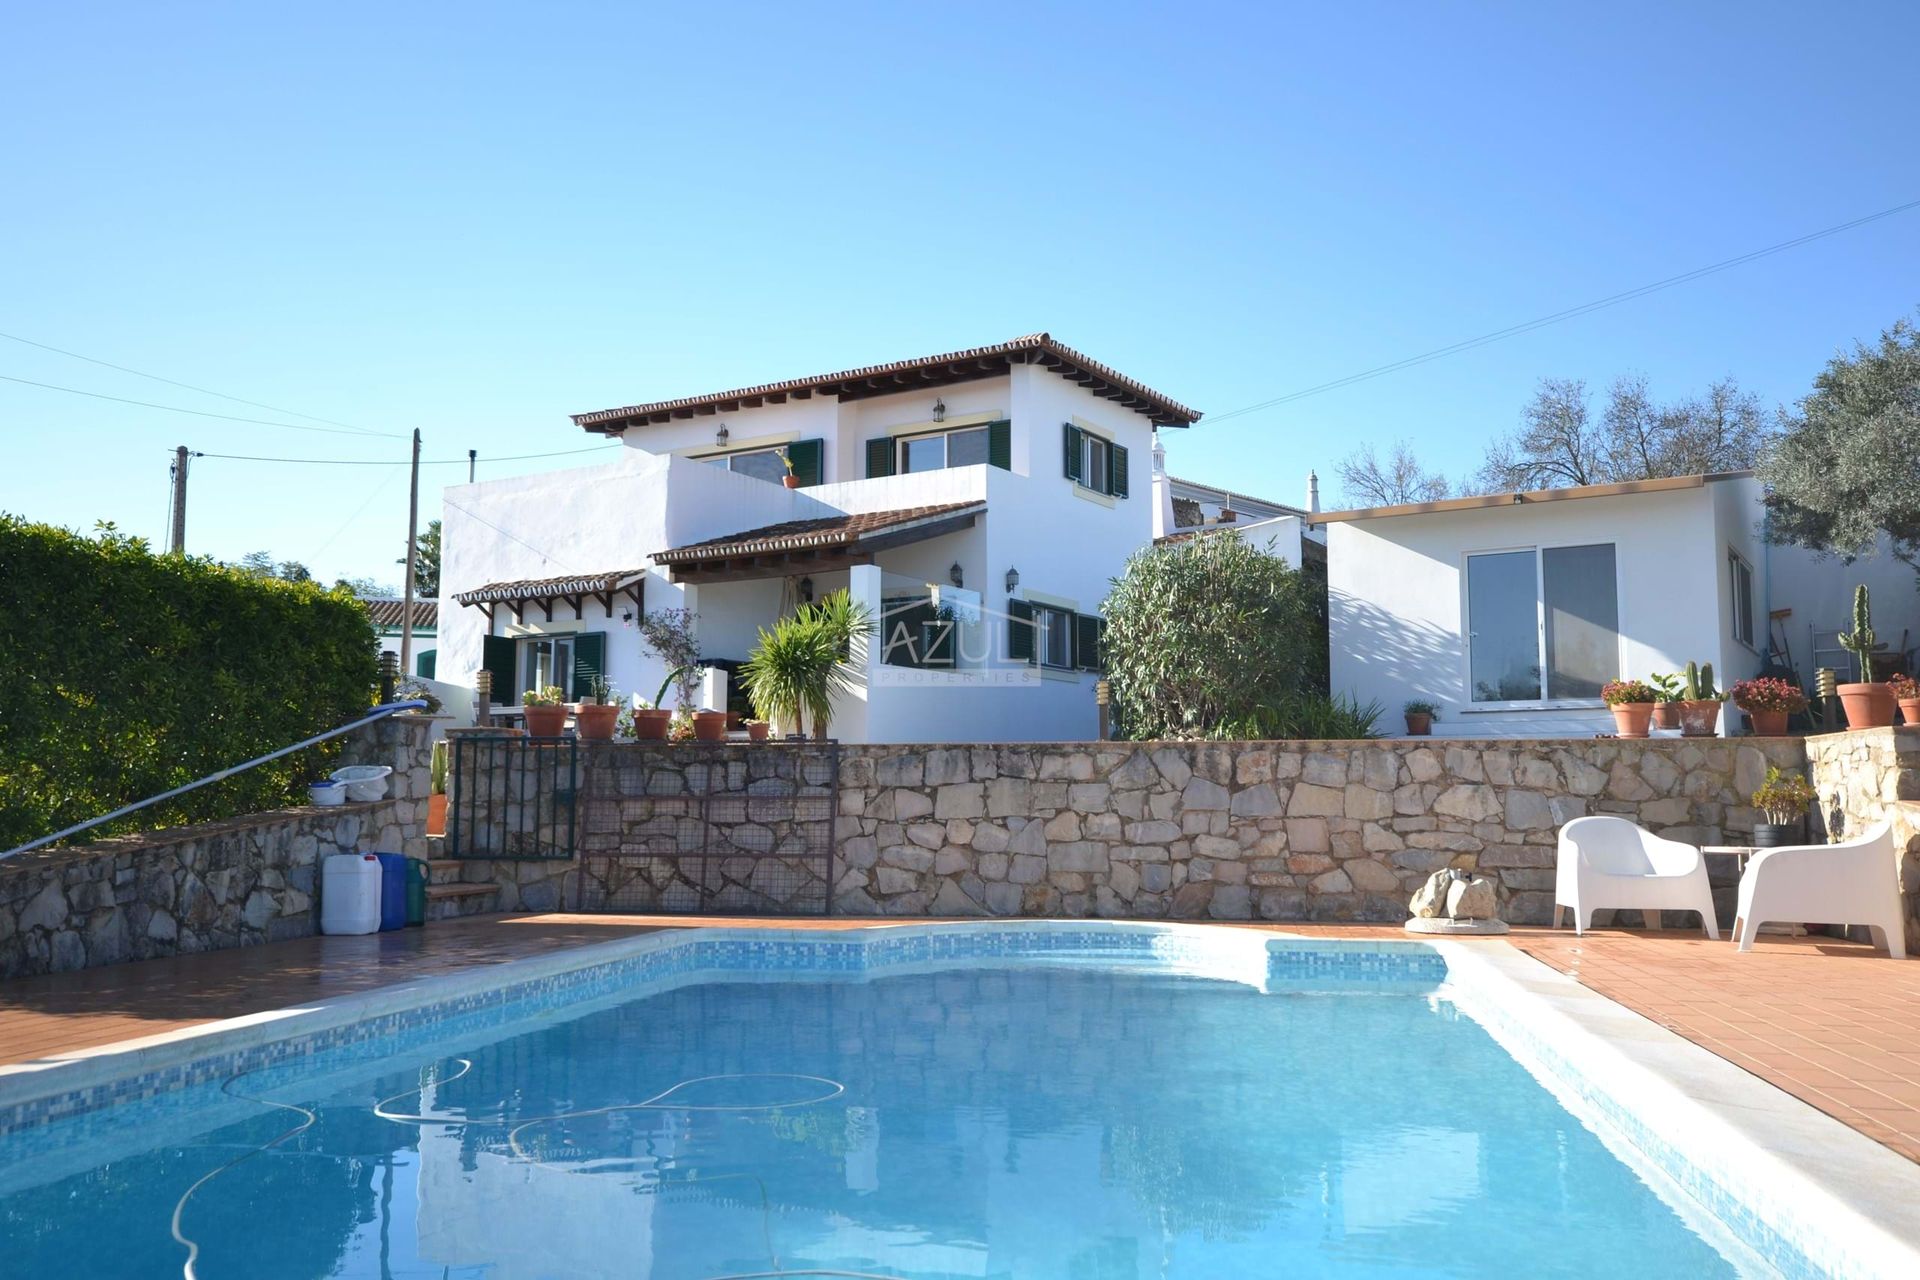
0 714 436 978
1806 726 1920 951
451 736 1806 924
830 738 1806 924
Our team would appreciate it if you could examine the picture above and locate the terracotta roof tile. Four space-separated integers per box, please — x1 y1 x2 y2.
574 334 1201 431
361 597 438 629
653 502 984 565
451 569 647 606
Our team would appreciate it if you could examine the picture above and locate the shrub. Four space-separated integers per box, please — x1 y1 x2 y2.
1102 532 1328 740
1219 694 1383 741
0 517 378 848
1729 676 1809 714
1751 766 1816 824
1890 673 1919 700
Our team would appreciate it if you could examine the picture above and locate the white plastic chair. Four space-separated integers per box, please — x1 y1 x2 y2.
1732 823 1907 957
1554 816 1719 938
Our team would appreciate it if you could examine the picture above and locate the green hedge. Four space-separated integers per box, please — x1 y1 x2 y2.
0 517 378 848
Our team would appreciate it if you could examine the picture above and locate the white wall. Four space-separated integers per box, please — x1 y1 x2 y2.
1328 485 1732 738
1711 478 1768 724
1765 533 1920 686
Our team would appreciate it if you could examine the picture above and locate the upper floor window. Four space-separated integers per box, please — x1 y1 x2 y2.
1062 423 1129 497
704 447 787 485
866 420 1010 478
1729 550 1755 648
1466 543 1618 703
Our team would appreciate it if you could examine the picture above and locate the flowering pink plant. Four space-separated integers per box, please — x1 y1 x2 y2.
1600 679 1658 706
1728 677 1808 714
1891 673 1920 700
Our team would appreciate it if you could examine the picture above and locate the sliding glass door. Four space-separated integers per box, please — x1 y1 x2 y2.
1466 544 1619 703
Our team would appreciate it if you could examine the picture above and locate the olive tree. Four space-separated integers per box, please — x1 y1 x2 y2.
1101 530 1326 740
1760 315 1920 579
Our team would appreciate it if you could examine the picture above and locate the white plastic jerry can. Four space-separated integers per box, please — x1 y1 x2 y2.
321 852 384 935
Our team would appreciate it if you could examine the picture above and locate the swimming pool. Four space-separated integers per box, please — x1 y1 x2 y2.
0 926 1909 1278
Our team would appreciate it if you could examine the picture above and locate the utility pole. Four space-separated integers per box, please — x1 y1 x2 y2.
467 449 476 483
169 445 190 553
400 429 422 676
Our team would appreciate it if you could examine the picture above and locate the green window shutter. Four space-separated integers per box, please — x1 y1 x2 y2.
788 437 824 486
987 419 1011 471
1007 598 1035 665
416 648 437 679
865 436 896 479
1110 444 1129 498
570 631 607 700
1062 423 1083 482
1074 614 1103 672
482 633 518 702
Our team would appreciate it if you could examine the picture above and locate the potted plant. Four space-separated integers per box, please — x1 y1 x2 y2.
740 588 876 740
693 709 729 741
1729 676 1808 737
1402 699 1438 736
573 675 621 741
522 685 569 737
1601 679 1659 738
1675 661 1723 738
1891 673 1920 725
1750 766 1816 847
1837 585 1896 729
780 448 801 489
743 717 771 743
1648 673 1684 731
667 709 697 743
426 740 448 836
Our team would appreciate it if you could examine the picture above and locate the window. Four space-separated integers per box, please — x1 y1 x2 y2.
1729 550 1755 648
520 635 574 699
1466 543 1618 703
900 425 990 474
705 448 788 484
1034 604 1074 669
1061 423 1128 497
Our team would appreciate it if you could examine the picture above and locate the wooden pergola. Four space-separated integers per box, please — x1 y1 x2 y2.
452 569 646 631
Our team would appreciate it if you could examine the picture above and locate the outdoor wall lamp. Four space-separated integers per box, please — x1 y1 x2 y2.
715 426 729 447
949 562 964 587
1005 565 1020 594
799 577 815 603
932 398 946 422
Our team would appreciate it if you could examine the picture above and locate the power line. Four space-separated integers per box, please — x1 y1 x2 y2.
1203 195 1920 426
0 373 398 438
0 330 391 436
195 442 624 466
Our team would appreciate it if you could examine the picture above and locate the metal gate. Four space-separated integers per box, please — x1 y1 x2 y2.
575 743 838 915
445 735 577 861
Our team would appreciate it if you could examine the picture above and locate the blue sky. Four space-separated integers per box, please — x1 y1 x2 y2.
3 2 1915 585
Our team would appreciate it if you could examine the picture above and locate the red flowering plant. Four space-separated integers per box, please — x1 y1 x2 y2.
1600 679 1658 706
1890 673 1920 700
1729 677 1809 714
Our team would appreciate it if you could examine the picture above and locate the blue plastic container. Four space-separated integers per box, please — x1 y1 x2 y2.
374 853 409 931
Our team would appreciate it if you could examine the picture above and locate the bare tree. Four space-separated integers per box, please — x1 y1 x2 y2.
1478 374 1771 492
1337 441 1451 507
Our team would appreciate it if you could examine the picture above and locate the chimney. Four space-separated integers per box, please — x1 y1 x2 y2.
1307 470 1321 514
1151 430 1175 540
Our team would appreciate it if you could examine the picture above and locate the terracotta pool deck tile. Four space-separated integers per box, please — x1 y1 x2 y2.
3 915 1919 1165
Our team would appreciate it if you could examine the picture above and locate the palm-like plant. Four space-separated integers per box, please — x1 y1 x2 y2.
740 589 875 739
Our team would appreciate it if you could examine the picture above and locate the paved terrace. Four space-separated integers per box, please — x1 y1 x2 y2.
1 916 1916 1163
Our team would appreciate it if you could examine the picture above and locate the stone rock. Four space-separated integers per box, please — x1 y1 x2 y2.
930 878 986 916
1504 790 1554 831
1181 777 1230 811
1446 874 1499 920
1410 870 1451 918
19 881 67 933
1288 784 1345 818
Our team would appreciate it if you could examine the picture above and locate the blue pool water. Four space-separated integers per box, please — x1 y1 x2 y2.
0 960 1746 1278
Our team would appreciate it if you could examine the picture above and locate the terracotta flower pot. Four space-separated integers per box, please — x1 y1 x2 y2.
782 475 801 489
1838 682 1896 730
1899 698 1920 726
574 702 619 741
1651 702 1680 730
1609 702 1655 738
631 709 671 741
693 710 729 742
1745 708 1789 737
1404 712 1432 736
426 793 447 837
523 704 569 737
1677 699 1723 738
747 721 770 742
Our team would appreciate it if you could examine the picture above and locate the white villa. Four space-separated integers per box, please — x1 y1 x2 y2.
436 334 1201 743
1318 472 1920 738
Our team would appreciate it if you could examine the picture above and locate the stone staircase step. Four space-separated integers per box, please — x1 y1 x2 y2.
427 881 498 901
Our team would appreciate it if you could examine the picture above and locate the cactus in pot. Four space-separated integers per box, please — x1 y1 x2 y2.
1677 660 1722 737
1836 584 1896 728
